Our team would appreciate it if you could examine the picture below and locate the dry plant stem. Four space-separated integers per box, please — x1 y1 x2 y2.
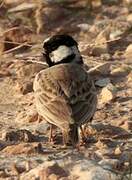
37 115 41 123
79 37 121 49
2 27 21 34
35 2 43 34
0 0 4 8
25 60 47 65
2 43 30 54
96 36 121 45
0 40 32 47
13 59 47 66
2 26 33 35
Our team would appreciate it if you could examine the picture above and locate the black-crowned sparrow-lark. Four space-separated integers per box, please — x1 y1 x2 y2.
33 34 97 146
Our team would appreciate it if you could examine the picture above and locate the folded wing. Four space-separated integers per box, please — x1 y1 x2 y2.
33 64 97 129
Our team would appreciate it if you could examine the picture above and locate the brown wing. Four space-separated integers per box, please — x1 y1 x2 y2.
33 64 97 129
69 80 97 125
33 65 73 129
55 64 97 125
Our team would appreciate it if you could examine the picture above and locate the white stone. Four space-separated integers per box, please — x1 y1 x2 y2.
99 159 120 169
77 24 90 31
88 63 111 75
111 66 131 77
95 78 111 87
85 166 119 180
125 44 132 59
20 161 56 180
127 14 132 22
72 159 119 180
99 83 117 104
110 30 122 40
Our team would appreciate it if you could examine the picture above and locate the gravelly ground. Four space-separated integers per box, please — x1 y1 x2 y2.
0 1 132 179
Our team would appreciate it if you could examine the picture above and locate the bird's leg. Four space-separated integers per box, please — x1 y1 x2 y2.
62 130 69 147
49 124 54 143
80 125 87 145
36 114 43 123
62 132 67 146
80 125 86 139
34 114 42 133
37 115 41 123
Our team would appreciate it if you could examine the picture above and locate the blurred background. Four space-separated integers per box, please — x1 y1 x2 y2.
0 0 132 58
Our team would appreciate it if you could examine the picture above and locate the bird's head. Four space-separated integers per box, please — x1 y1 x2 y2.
43 34 83 67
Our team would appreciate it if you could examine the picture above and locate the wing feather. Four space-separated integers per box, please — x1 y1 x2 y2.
33 64 97 129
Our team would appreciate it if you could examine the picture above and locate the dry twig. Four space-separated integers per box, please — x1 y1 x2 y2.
13 59 47 66
0 40 32 47
2 43 30 54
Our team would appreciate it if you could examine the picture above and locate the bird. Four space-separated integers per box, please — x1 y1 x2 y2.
33 34 97 147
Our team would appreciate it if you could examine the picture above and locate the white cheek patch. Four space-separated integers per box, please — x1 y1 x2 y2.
50 45 81 63
50 45 72 63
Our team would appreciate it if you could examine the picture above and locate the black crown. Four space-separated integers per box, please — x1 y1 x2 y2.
43 34 78 54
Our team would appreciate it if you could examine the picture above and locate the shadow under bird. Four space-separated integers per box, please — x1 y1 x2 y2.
33 34 97 147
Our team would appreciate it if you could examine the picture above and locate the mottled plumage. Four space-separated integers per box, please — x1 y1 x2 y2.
33 35 97 146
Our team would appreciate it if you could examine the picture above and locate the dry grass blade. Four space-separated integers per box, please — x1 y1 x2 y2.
1 26 34 35
2 42 31 54
13 59 47 66
79 37 122 49
0 40 32 47
8 2 37 13
0 0 4 8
